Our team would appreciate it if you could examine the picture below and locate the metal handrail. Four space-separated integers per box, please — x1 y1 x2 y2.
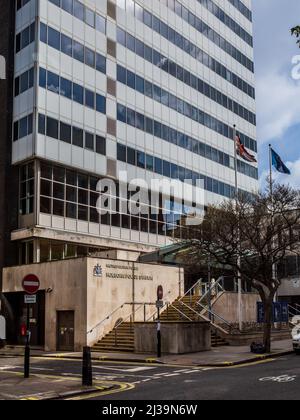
288 304 300 316
87 303 129 335
145 289 173 322
167 303 193 322
177 300 230 335
196 301 232 330
197 276 225 305
178 278 202 301
88 301 157 335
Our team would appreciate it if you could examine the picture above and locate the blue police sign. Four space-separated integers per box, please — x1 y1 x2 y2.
257 302 289 323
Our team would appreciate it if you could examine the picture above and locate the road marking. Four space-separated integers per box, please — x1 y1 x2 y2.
153 372 171 376
184 370 202 374
163 373 180 377
259 375 297 383
92 365 155 373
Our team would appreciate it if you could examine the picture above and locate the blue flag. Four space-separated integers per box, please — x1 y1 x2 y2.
271 148 291 175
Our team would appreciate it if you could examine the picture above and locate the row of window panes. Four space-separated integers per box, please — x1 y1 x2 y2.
196 0 253 46
19 163 35 215
16 22 35 53
40 23 106 74
41 201 183 236
117 142 241 199
39 195 188 237
117 64 258 156
116 4 255 97
16 0 31 10
117 103 258 180
15 67 34 97
48 0 106 34
227 0 252 22
38 113 106 155
39 68 106 114
40 163 198 215
14 114 33 141
41 162 101 190
39 240 105 263
159 0 254 69
117 28 256 126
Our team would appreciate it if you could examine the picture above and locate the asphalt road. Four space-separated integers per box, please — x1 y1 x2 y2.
0 354 300 400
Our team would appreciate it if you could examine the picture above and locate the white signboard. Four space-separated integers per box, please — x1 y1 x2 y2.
0 316 5 340
24 295 37 304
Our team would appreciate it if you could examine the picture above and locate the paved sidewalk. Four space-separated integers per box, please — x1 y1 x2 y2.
0 340 294 367
0 371 116 400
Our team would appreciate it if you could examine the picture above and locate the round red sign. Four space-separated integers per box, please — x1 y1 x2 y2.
22 274 40 295
157 285 164 301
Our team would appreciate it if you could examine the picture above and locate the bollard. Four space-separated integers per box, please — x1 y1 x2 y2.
24 343 30 378
82 346 93 387
157 321 161 358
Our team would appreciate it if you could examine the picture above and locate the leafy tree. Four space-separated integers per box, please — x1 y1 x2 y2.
183 183 300 352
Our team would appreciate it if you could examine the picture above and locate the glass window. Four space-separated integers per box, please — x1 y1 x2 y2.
85 132 94 150
38 114 46 134
61 34 73 56
85 48 95 68
46 117 59 139
60 122 72 143
60 77 72 99
19 117 28 138
48 27 60 50
74 0 84 21
40 22 47 43
73 83 84 104
72 127 83 147
96 94 106 114
47 71 59 93
39 68 47 88
85 8 95 27
96 53 106 73
85 89 95 108
73 40 84 62
96 136 106 155
96 14 106 33
61 0 73 13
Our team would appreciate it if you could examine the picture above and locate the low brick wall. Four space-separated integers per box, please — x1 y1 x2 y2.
134 322 211 354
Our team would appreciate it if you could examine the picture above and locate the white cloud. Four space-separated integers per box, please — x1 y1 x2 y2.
256 71 300 143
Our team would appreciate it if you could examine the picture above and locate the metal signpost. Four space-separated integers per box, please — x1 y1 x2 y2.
22 274 40 379
156 286 164 358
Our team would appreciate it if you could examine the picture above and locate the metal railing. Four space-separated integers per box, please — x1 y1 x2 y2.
197 276 225 306
178 278 202 306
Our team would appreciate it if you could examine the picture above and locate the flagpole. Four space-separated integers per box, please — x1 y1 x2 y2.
269 144 273 196
269 144 278 320
233 125 243 332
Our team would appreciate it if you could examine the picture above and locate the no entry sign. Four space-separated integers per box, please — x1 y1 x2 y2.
22 274 40 295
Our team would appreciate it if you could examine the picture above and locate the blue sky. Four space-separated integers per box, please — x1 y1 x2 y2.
252 0 300 187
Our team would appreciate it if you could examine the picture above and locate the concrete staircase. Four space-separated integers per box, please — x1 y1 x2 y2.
92 295 228 353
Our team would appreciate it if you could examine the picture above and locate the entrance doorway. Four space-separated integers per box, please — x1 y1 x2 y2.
56 311 75 351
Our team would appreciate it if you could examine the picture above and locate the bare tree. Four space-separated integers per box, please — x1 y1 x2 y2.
183 183 300 352
291 26 300 47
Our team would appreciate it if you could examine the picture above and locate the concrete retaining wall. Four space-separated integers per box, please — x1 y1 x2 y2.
134 322 211 354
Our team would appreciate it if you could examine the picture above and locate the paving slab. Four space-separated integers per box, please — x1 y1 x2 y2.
0 371 115 400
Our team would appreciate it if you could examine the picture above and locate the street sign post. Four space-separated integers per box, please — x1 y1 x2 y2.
22 274 40 379
156 286 164 358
